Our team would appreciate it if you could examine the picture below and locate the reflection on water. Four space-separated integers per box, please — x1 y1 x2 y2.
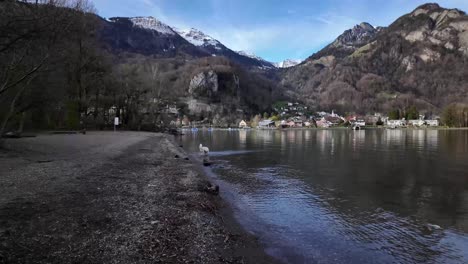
181 129 468 264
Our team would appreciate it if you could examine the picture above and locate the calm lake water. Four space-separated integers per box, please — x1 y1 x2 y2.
180 129 468 264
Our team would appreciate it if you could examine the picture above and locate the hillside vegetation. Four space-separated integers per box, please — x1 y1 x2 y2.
280 3 468 117
0 0 278 138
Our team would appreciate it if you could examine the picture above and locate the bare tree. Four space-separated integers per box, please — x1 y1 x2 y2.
0 0 96 142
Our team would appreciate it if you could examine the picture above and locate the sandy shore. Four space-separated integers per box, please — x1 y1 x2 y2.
0 131 276 263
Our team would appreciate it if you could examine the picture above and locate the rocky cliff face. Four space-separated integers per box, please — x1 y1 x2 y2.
178 59 277 125
308 22 380 60
280 3 468 114
187 70 220 115
395 4 468 56
184 69 244 125
189 70 219 95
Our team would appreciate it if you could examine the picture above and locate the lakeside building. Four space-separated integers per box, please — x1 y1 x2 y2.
408 119 440 127
324 115 343 126
286 120 295 127
387 119 407 128
258 119 276 128
408 119 425 127
316 117 332 128
352 119 366 126
426 120 439 126
294 120 303 127
239 120 248 128
276 102 308 117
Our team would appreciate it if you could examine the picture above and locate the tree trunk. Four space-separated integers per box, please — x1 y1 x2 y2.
18 111 26 134
0 85 28 145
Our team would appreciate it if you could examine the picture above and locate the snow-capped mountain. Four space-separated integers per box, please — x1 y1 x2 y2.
102 16 207 57
103 17 275 69
172 28 275 68
275 59 302 68
237 51 273 64
128 17 176 35
237 51 301 68
174 28 222 48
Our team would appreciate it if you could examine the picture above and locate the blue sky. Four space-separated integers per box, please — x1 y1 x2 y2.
93 0 468 62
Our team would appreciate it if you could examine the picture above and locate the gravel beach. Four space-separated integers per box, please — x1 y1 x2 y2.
0 132 276 264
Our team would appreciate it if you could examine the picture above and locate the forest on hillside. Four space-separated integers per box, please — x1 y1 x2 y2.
0 0 161 136
0 0 278 140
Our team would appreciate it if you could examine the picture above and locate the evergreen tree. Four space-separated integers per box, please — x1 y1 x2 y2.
388 109 400 120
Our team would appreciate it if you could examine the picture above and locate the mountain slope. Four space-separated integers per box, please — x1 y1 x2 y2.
275 59 302 68
97 16 279 120
100 16 207 58
175 28 222 48
308 22 380 60
175 28 275 69
99 17 275 69
280 3 468 114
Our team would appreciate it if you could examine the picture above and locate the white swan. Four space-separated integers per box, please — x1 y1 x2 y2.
199 143 209 155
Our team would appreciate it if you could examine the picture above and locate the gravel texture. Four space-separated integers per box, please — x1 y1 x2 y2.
0 132 276 264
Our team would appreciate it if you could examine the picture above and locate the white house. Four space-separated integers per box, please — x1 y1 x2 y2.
239 120 248 128
387 119 406 128
408 120 425 127
353 119 366 126
258 119 275 128
426 120 439 127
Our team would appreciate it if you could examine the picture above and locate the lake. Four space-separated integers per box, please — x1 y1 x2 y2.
180 129 468 264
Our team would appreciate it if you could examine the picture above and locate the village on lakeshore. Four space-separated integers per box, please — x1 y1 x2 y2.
168 101 441 130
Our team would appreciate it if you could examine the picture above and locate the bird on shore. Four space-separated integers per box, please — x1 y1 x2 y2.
199 143 209 155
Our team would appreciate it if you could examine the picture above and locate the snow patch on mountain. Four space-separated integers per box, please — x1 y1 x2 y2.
236 51 266 61
175 28 222 48
274 59 302 68
129 17 176 35
237 51 300 68
236 51 277 68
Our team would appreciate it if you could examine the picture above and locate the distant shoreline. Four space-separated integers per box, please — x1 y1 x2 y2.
179 126 468 131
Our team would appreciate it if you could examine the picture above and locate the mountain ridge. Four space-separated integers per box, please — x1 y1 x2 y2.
274 59 302 68
99 3 468 116
101 16 275 69
307 22 381 61
280 3 468 114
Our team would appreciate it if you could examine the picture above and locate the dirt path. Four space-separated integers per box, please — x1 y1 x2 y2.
0 132 276 264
